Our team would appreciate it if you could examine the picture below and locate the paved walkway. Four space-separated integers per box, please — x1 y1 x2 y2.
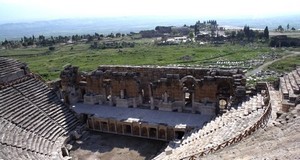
268 86 282 125
72 103 214 128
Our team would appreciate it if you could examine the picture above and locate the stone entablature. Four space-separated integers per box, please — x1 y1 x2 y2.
60 65 246 115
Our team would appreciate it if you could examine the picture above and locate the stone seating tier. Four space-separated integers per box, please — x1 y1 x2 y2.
0 76 81 159
154 93 267 160
280 68 300 102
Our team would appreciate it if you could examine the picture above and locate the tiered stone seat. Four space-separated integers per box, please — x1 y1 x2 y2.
0 58 27 85
0 119 53 159
0 87 66 141
154 94 267 160
280 68 300 102
13 78 80 133
0 77 81 159
0 57 81 159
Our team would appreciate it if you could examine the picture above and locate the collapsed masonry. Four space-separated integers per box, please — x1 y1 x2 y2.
60 65 246 140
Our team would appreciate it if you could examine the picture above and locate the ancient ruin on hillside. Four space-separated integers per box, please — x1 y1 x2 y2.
1 57 299 160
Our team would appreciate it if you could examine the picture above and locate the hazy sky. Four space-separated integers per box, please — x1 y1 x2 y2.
0 0 299 23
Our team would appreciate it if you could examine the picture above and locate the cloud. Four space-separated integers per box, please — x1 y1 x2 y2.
0 0 299 22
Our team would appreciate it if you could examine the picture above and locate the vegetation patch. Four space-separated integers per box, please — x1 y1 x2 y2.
0 43 274 80
266 55 300 73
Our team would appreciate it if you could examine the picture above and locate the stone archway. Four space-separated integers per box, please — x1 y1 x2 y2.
109 123 116 132
158 129 166 139
141 127 148 137
149 128 157 138
180 76 197 108
217 81 231 97
94 121 100 130
124 124 132 134
174 131 185 139
216 81 231 113
101 122 108 131
133 126 140 136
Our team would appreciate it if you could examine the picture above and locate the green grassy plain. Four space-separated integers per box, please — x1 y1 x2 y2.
0 42 274 80
267 55 300 73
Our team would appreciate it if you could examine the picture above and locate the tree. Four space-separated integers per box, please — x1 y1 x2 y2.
188 31 194 39
287 24 290 30
243 26 251 41
264 26 269 40
230 31 236 38
236 30 245 40
116 33 121 37
277 25 284 32
107 33 115 38
291 27 296 31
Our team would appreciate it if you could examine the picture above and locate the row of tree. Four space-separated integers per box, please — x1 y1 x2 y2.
1 32 127 49
224 26 269 42
276 24 297 32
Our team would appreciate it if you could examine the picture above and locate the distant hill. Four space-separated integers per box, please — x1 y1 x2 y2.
0 15 299 41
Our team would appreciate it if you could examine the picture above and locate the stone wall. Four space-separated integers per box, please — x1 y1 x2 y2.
60 65 246 114
87 116 190 141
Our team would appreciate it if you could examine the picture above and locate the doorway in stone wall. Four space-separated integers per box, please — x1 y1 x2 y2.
174 131 185 139
124 125 132 134
184 92 193 107
181 76 196 108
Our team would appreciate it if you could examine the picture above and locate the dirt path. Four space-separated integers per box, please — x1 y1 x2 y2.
246 51 300 77
69 132 166 160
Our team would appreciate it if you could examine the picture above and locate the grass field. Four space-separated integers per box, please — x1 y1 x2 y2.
0 42 281 81
266 54 300 73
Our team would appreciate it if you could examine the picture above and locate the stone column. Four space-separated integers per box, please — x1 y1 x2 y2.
192 93 196 113
107 121 110 132
179 93 184 112
109 87 113 106
98 120 102 131
139 125 141 136
120 89 124 99
139 94 143 105
164 91 168 103
133 98 137 108
149 84 155 110
150 97 154 110
92 118 95 130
